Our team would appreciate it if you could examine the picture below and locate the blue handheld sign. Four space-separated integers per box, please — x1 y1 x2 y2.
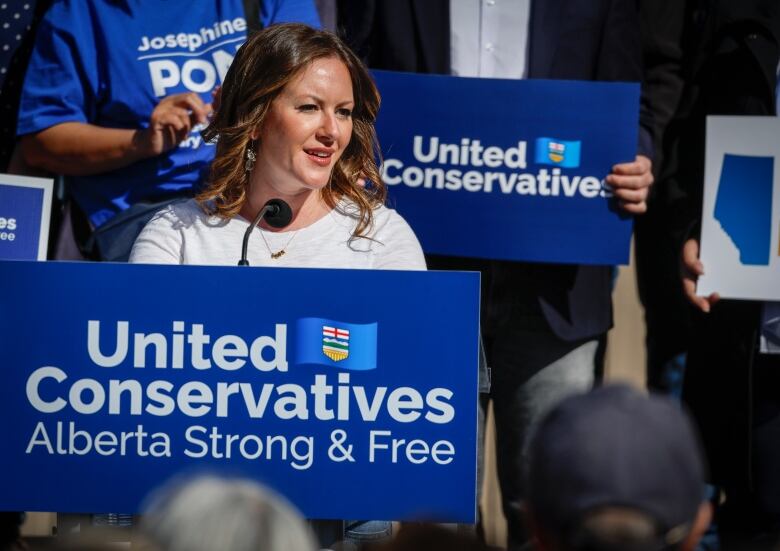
373 72 639 265
0 261 480 522
0 174 54 260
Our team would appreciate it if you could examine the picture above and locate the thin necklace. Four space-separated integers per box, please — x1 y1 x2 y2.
259 227 298 259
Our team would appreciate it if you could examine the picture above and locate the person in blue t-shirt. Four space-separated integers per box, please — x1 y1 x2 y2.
16 0 320 260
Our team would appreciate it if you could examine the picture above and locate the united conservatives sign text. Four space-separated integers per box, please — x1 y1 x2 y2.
374 72 640 265
0 261 480 522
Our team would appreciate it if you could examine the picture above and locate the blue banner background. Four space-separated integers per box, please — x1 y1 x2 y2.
0 261 480 522
373 71 639 265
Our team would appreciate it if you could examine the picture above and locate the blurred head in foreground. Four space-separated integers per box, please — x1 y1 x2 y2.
526 384 711 551
367 523 490 551
141 475 316 551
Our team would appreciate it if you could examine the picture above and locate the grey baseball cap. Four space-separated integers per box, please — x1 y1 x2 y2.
526 384 707 550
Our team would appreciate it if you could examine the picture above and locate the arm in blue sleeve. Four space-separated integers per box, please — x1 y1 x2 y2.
17 1 99 136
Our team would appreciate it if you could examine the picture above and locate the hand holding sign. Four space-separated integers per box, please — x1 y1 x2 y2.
607 154 653 214
373 72 641 265
681 238 720 313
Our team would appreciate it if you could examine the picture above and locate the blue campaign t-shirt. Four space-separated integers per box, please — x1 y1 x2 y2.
17 0 320 227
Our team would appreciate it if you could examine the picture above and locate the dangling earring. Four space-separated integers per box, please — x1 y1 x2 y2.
245 140 256 173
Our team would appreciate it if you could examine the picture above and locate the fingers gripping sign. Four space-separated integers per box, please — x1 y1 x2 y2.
681 238 721 313
606 154 654 214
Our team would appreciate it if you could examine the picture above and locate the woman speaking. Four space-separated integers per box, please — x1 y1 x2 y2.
130 23 424 271
130 23 425 547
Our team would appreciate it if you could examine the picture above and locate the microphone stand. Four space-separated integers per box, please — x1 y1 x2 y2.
238 198 292 266
238 203 278 266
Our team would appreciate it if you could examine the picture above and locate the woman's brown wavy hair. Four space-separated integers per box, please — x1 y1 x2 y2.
198 23 385 238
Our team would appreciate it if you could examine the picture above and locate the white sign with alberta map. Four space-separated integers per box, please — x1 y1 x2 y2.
699 116 780 300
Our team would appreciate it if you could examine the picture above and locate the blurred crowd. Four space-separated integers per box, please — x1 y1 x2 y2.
0 385 714 551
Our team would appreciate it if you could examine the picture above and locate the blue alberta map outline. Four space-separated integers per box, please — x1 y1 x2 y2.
713 153 774 266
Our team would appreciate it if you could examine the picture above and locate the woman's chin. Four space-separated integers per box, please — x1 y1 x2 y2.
291 175 333 193
253 176 330 197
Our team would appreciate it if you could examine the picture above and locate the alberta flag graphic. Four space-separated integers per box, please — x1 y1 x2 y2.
295 317 378 370
534 137 582 168
322 325 350 361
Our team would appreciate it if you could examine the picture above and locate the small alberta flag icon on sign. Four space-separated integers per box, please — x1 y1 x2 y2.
322 325 350 361
295 317 378 370
534 137 582 168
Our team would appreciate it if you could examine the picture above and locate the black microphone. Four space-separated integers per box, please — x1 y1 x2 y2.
238 198 293 266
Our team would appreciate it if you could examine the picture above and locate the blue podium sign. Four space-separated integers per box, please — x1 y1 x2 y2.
373 71 640 265
0 261 480 522
0 174 54 260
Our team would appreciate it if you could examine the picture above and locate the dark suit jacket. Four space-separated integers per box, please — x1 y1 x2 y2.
339 0 649 341
668 0 780 509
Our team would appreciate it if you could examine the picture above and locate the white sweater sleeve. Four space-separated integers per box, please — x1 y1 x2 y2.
128 205 183 265
371 209 427 270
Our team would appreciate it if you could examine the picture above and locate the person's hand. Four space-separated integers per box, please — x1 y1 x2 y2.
606 154 653 214
135 92 212 157
681 238 720 313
